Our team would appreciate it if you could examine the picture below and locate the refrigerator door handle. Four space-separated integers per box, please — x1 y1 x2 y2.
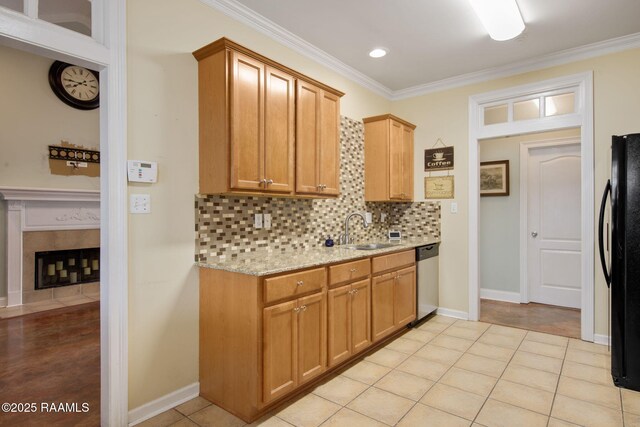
598 179 612 287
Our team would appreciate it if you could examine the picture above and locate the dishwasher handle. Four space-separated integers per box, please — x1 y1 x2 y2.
416 243 439 261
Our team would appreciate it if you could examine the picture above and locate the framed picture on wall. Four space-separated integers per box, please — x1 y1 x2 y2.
480 160 509 196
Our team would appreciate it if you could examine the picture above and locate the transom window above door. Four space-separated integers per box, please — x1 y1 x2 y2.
0 0 97 38
482 90 577 126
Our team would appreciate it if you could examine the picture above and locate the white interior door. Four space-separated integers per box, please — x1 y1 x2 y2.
528 143 581 308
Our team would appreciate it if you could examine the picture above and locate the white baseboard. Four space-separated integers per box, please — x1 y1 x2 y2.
594 334 611 346
0 297 6 308
480 288 521 304
436 307 469 320
128 382 200 426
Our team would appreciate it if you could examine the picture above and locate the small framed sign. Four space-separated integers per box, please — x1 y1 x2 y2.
425 176 455 199
425 146 454 171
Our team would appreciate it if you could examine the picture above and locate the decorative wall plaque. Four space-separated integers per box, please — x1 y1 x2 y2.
425 176 455 199
48 140 100 177
425 146 454 171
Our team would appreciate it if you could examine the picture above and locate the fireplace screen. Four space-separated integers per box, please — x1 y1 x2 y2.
35 248 100 290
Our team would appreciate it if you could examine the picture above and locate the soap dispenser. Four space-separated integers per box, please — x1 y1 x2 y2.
324 235 334 247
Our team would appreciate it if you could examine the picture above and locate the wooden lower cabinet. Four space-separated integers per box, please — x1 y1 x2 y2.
372 272 396 341
199 251 415 422
263 300 297 403
327 278 371 367
395 266 417 326
372 264 417 343
297 293 327 385
263 291 326 404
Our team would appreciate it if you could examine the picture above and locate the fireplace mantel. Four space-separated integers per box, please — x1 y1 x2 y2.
0 187 100 306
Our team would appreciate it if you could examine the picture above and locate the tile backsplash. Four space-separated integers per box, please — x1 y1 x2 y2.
195 116 440 262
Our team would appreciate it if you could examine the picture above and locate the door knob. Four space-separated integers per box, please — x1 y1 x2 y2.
531 231 538 238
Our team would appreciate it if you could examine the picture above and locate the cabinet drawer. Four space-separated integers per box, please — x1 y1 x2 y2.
372 250 415 274
264 267 326 303
328 259 370 286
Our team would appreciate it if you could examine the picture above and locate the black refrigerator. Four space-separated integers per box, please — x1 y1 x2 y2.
599 133 640 392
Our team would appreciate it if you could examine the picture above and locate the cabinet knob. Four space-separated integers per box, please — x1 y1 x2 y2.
350 268 357 273
266 179 273 185
396 274 402 279
296 280 304 286
353 289 359 294
293 307 300 313
301 305 307 312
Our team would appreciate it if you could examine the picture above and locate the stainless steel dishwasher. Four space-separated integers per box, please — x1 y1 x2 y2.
411 243 439 326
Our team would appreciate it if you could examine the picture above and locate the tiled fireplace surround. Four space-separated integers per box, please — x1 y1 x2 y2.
0 188 100 306
195 116 441 263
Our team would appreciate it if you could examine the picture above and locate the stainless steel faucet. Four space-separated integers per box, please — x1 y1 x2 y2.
341 212 369 245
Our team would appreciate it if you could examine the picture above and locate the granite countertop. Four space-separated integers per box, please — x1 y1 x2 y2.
197 237 440 276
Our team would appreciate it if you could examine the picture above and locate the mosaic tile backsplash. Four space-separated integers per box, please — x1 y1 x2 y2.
195 116 441 262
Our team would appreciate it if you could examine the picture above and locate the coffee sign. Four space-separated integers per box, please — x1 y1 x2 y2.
425 146 454 171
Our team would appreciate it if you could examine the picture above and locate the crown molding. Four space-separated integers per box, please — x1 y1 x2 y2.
199 0 394 99
197 0 640 102
391 32 640 100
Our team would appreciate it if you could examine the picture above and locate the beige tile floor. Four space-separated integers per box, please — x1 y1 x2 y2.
0 293 99 319
139 315 640 427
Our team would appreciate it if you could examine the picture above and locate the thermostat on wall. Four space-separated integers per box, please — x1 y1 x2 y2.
389 230 402 241
127 160 158 183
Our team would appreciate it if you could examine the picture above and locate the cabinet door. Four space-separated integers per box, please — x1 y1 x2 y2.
350 278 371 354
371 272 396 342
395 265 416 326
229 51 264 191
319 91 340 195
263 300 297 403
388 120 405 200
264 66 295 193
297 292 327 384
327 285 351 367
296 80 321 194
401 125 414 200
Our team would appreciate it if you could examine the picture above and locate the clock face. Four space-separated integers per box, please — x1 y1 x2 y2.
48 61 100 110
61 66 99 102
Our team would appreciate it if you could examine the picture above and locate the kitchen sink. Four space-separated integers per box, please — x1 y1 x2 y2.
345 243 397 250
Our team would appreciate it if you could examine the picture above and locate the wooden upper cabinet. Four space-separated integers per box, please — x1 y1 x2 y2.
264 66 295 193
193 38 343 198
229 51 265 191
364 114 416 202
296 80 341 196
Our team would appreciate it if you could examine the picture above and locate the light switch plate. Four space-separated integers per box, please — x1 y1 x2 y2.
365 212 372 224
381 213 387 222
254 213 263 229
264 213 272 229
450 202 458 214
130 194 151 214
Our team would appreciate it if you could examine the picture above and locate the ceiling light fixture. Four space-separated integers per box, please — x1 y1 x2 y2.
369 48 387 58
468 0 525 41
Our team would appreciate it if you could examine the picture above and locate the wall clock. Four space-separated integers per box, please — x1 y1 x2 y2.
48 61 100 110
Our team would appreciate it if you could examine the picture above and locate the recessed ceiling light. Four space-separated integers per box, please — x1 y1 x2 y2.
369 48 387 58
468 0 525 41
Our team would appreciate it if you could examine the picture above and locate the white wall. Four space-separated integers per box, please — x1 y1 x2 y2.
479 129 580 295
0 45 100 299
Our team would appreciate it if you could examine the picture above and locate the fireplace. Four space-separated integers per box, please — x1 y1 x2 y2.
0 187 100 307
35 248 100 290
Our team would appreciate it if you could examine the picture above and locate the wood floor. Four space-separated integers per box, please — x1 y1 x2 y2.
480 299 581 338
0 302 100 426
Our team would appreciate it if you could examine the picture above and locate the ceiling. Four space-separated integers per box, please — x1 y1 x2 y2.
230 0 640 94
